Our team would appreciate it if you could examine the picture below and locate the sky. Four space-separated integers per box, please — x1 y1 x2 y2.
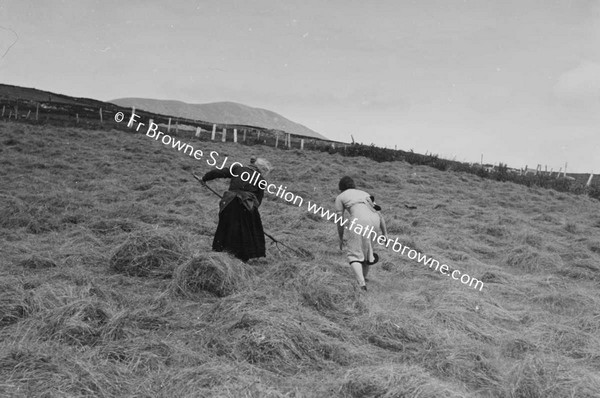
1 0 599 173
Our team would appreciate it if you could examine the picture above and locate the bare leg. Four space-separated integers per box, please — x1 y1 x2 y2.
350 261 366 286
362 263 370 279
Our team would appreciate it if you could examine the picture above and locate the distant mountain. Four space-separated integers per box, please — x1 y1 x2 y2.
111 98 327 140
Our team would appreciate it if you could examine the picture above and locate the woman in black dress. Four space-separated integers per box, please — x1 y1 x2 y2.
201 157 272 262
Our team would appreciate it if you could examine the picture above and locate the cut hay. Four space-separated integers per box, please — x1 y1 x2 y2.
0 279 32 327
0 194 30 229
339 363 465 398
505 246 562 273
293 263 366 318
200 292 357 374
505 355 600 398
109 229 185 277
99 338 174 371
39 299 127 346
353 312 431 355
16 255 57 269
170 252 250 298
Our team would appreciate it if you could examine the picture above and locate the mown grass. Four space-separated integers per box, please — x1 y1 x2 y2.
1 121 600 397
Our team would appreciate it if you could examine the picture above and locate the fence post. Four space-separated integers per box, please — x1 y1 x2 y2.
211 124 216 140
222 128 226 142
300 139 304 150
257 131 260 140
36 103 39 120
564 162 568 178
76 113 79 123
167 118 171 133
586 173 594 187
233 128 238 143
25 110 31 119
195 126 201 137
1 105 4 117
127 107 136 127
243 130 246 142
8 110 12 119
175 119 178 134
99 108 103 123
275 133 279 148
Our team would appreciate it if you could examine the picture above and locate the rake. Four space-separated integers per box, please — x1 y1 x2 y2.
192 173 312 259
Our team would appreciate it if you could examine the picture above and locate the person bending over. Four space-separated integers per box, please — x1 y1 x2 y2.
201 157 272 262
335 176 386 291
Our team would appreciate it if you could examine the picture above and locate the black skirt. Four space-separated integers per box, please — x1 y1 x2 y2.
212 196 266 261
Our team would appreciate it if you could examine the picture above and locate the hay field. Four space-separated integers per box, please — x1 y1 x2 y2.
1 121 600 397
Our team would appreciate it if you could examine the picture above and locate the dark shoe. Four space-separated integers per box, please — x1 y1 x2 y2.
361 285 367 292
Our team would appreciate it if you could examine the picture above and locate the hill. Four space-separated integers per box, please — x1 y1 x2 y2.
1 121 600 396
111 98 327 139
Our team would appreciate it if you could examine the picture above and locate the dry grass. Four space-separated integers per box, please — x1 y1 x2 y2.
170 252 250 298
109 228 186 277
1 121 600 396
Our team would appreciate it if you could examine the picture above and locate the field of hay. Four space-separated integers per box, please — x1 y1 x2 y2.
1 121 600 397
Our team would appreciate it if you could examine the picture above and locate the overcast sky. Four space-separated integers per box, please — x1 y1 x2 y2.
1 0 599 172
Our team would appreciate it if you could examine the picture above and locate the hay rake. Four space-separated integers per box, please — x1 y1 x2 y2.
192 173 312 259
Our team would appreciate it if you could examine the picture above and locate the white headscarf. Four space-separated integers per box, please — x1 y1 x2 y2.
254 158 272 177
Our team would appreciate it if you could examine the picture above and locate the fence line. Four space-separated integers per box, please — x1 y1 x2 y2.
1 96 598 195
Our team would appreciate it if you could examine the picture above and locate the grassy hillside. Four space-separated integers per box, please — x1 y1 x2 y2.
1 121 600 397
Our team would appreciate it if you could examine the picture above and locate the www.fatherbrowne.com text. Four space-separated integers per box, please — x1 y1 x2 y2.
115 111 484 291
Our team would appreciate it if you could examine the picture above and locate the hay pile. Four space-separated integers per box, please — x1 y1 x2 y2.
200 292 357 374
170 252 249 298
109 229 185 277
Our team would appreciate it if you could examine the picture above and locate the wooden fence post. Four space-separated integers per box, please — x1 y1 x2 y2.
8 111 12 119
257 131 260 140
1 105 4 117
175 119 179 134
76 113 79 123
211 124 216 140
300 139 304 150
127 107 136 127
25 110 31 119
195 126 201 137
36 103 39 120
233 128 238 143
586 173 594 187
243 130 246 142
222 128 226 142
99 108 103 123
275 133 279 148
167 118 171 133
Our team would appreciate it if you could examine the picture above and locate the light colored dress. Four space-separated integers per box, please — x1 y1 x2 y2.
335 188 382 264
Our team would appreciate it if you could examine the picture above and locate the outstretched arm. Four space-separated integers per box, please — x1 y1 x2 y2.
202 167 233 182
